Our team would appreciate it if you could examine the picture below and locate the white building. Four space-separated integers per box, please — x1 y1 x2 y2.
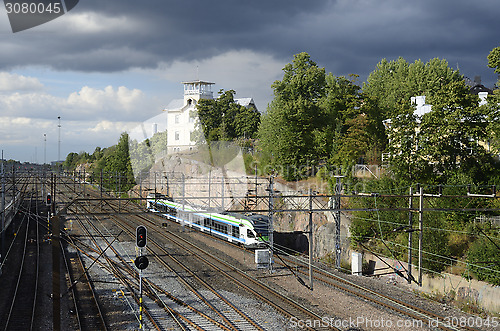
165 80 215 153
164 80 257 153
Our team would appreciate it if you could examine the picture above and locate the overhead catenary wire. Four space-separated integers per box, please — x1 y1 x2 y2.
362 236 500 275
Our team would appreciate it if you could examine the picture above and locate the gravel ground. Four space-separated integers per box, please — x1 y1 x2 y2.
177 224 499 331
3 210 494 331
66 215 291 330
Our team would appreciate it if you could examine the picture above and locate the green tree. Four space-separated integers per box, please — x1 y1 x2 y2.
467 235 500 285
486 45 500 154
421 214 452 273
386 101 428 183
487 45 500 81
383 62 497 183
129 130 169 176
363 57 462 118
149 130 169 157
421 80 492 180
258 52 326 180
330 94 387 170
194 89 260 143
101 133 135 192
64 152 79 170
319 74 361 165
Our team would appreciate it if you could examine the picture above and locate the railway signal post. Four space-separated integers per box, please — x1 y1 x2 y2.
135 225 148 330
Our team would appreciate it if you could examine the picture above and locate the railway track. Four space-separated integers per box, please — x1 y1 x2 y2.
2 194 40 331
68 204 197 330
145 206 483 331
47 175 487 330
115 211 339 330
276 253 478 331
60 230 108 330
62 181 332 330
77 208 273 330
109 213 277 331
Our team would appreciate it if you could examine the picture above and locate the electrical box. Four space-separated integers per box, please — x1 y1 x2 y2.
255 249 270 269
351 252 363 276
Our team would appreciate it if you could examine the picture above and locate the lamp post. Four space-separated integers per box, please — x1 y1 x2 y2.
44 133 47 166
57 116 61 166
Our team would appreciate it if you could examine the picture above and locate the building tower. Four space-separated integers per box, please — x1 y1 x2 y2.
165 80 215 153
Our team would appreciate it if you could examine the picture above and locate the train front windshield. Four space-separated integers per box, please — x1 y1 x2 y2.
250 215 269 239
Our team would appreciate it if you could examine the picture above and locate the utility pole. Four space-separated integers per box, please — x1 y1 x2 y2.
407 187 413 284
1 151 5 275
268 175 275 272
308 189 314 290
43 133 47 166
220 175 224 210
418 185 424 287
208 169 211 211
57 116 61 168
333 175 344 269
51 173 60 331
100 170 103 212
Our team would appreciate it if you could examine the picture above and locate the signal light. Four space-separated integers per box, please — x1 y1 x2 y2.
136 226 147 248
46 194 52 206
135 255 149 270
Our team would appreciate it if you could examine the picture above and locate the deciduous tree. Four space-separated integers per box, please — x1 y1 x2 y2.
258 52 325 180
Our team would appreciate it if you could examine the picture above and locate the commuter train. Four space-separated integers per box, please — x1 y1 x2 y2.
147 195 269 247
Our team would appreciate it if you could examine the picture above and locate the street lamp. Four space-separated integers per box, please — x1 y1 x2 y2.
44 133 47 165
57 116 61 163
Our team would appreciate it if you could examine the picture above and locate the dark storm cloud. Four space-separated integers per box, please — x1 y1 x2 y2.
1 0 499 87
0 0 331 70
300 0 500 87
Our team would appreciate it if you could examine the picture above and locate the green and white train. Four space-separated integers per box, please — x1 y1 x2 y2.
147 195 269 247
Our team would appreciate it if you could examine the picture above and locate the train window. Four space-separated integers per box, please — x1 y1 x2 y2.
204 218 211 227
247 229 255 238
212 221 228 234
232 225 240 238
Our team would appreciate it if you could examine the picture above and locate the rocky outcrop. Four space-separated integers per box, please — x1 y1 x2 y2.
136 151 352 263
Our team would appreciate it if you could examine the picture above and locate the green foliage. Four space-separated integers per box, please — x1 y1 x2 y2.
89 133 135 192
486 45 500 154
467 234 500 285
330 95 387 170
349 176 409 246
421 213 452 273
194 89 260 143
258 53 386 180
386 76 498 185
63 151 93 170
487 45 500 77
420 81 488 176
258 52 326 180
386 101 428 183
363 57 462 118
129 131 168 176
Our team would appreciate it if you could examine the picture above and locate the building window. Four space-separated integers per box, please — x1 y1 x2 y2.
175 115 180 124
175 131 179 141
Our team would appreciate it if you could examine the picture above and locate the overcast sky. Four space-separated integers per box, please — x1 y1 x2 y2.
0 0 499 163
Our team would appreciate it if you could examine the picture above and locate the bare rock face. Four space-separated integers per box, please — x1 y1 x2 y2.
135 152 352 263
